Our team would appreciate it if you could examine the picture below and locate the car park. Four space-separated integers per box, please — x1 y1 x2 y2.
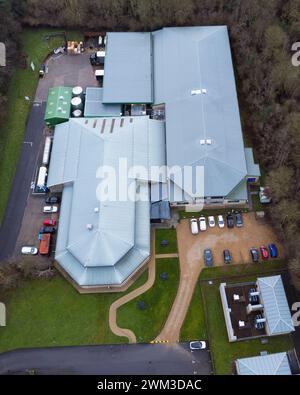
199 216 207 231
43 219 57 226
45 195 60 204
235 213 243 227
223 249 232 264
43 206 58 213
260 245 269 260
40 226 56 234
204 248 213 266
208 216 215 228
189 341 207 350
226 214 234 228
217 215 225 228
21 246 38 255
190 218 199 235
250 247 259 263
269 243 278 258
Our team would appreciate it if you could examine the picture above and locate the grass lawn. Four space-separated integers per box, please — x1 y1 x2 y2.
201 276 293 374
0 270 148 353
0 28 82 223
117 258 180 343
155 229 178 254
199 260 287 281
180 281 207 341
251 194 267 212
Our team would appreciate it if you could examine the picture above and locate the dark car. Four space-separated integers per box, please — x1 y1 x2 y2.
226 214 234 228
269 243 278 258
204 249 213 267
250 247 259 263
40 226 56 234
223 249 232 264
45 195 60 204
235 213 243 228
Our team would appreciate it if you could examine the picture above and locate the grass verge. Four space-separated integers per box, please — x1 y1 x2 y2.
117 258 180 342
155 229 178 255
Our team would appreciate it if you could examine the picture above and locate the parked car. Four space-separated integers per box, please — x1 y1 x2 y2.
189 341 207 350
223 249 232 264
259 187 272 204
21 246 38 255
260 245 269 260
43 219 57 226
40 226 56 234
208 216 215 228
45 195 60 204
217 215 225 228
226 214 234 228
199 216 207 231
190 218 199 235
43 206 58 213
204 248 213 266
269 243 278 258
235 213 243 228
250 247 259 263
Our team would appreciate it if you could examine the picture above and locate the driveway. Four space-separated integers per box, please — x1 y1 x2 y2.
0 103 46 262
155 212 283 342
0 343 212 375
35 52 98 102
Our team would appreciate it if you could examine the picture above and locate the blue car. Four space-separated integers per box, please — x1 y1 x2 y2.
269 243 278 258
204 249 213 267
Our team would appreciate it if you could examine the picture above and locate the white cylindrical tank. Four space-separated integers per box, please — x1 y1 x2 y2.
72 86 83 98
72 109 82 118
71 96 83 111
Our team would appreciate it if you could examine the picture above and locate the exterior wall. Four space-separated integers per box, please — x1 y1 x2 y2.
219 282 237 342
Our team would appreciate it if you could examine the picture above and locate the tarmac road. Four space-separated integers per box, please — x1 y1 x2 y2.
0 102 46 261
0 343 212 375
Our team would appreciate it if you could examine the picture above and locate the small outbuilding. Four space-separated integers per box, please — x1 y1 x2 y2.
236 352 292 375
44 86 72 127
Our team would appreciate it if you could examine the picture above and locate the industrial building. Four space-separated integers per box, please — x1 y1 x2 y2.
220 275 295 342
47 26 261 289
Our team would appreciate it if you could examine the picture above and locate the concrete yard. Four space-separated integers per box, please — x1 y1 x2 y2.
178 212 283 267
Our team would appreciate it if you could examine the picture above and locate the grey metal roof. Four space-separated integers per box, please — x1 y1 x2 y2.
245 148 261 177
152 26 248 200
48 116 165 287
236 353 292 375
84 87 122 117
258 275 295 335
150 201 171 220
226 179 248 201
102 32 153 104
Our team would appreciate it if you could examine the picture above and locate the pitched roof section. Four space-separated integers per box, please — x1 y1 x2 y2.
236 353 292 375
258 275 295 335
152 26 248 199
102 32 153 104
48 116 165 286
84 87 122 117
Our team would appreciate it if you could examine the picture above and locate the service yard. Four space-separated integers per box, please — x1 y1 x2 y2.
178 212 283 267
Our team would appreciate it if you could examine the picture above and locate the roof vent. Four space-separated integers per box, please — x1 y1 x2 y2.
206 139 212 145
202 88 207 94
57 107 63 112
59 95 64 100
200 139 206 145
191 89 202 95
86 224 93 230
94 207 99 213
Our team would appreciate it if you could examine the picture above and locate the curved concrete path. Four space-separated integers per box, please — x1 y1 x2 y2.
109 232 156 343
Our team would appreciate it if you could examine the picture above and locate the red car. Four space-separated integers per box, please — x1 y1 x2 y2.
260 245 269 260
43 219 56 226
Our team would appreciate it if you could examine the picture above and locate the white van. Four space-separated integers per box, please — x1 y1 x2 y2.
190 218 199 235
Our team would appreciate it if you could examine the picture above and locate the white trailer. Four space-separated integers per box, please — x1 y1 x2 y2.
42 136 52 166
37 166 48 188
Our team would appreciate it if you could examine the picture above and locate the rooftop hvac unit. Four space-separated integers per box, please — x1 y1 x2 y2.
246 304 263 315
200 139 206 145
86 224 93 230
202 88 207 94
206 139 212 145
250 291 260 297
191 89 202 95
238 320 245 328
94 207 99 213
256 317 266 324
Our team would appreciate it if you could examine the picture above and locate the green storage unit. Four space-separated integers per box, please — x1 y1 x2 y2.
44 87 72 127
